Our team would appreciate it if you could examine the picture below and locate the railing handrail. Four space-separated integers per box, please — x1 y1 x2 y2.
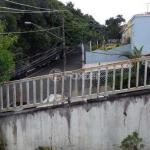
1 56 150 86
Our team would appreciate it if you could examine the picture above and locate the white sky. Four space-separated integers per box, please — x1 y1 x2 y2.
59 0 150 24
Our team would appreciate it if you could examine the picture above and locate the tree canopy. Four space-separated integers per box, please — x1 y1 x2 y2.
105 15 125 39
0 23 17 82
0 0 126 82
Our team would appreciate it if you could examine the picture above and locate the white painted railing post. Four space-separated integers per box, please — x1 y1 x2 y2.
82 43 85 67
128 63 131 89
69 74 72 102
105 67 108 94
33 81 36 104
47 77 50 103
120 64 123 90
136 62 140 88
144 60 148 86
54 75 57 102
13 84 16 107
61 74 65 100
113 65 116 92
19 83 23 107
97 69 100 96
0 86 3 110
82 72 85 98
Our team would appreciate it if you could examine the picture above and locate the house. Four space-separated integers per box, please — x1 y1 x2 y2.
86 13 150 65
122 13 150 55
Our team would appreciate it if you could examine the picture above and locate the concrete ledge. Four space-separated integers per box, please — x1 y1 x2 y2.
0 89 150 118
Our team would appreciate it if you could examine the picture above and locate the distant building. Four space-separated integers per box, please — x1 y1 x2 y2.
122 13 150 55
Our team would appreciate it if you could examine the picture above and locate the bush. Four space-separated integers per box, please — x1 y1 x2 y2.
92 45 99 51
120 132 145 150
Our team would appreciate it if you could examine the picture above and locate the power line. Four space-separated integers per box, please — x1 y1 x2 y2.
0 27 61 35
14 40 62 63
2 0 54 10
0 6 31 11
0 10 68 13
2 0 68 14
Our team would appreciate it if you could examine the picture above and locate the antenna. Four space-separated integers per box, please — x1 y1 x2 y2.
145 3 150 13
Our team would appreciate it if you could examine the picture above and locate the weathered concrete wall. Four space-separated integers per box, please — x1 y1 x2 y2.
0 90 150 150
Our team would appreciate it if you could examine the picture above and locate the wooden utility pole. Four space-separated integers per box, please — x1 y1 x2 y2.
62 13 66 72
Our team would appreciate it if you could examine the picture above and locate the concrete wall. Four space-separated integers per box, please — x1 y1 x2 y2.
131 15 150 55
0 90 150 150
86 44 131 64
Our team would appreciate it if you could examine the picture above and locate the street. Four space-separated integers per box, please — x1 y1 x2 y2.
29 48 82 77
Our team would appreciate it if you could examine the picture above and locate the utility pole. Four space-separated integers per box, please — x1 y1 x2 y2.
90 41 92 51
82 43 85 67
62 13 66 72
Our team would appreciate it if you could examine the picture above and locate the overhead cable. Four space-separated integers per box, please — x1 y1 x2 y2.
0 27 61 35
0 10 68 13
2 0 54 10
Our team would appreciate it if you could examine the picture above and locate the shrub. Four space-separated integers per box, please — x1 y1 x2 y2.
120 132 145 150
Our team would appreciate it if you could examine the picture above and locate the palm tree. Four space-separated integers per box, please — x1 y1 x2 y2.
119 46 144 87
120 46 143 59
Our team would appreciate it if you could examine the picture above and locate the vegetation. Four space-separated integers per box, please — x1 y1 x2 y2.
106 15 125 40
0 0 126 81
0 0 107 77
0 23 17 82
0 133 6 150
107 46 149 89
0 0 103 57
108 72 136 90
120 46 143 59
120 132 145 150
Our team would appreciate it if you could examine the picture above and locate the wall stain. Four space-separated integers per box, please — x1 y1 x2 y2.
143 95 149 105
82 101 105 113
12 117 17 145
123 99 130 114
21 114 27 132
58 107 71 143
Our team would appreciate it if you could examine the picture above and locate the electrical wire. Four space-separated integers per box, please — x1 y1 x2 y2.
0 10 68 13
0 44 82 78
15 43 62 64
2 0 54 10
0 6 31 11
0 27 61 35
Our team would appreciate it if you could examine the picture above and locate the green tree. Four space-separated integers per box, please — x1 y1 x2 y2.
0 23 17 83
106 15 125 39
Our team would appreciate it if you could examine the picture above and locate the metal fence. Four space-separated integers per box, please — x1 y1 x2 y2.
0 57 150 112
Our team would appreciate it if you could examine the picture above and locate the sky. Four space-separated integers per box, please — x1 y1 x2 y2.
59 0 150 25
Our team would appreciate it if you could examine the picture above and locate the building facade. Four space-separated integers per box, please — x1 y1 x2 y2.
122 14 150 55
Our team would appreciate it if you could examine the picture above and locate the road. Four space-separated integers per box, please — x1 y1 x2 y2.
29 49 82 77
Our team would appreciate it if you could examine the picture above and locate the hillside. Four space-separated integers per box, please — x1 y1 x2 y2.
0 0 103 62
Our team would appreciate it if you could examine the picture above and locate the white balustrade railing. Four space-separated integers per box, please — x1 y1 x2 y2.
0 56 150 112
